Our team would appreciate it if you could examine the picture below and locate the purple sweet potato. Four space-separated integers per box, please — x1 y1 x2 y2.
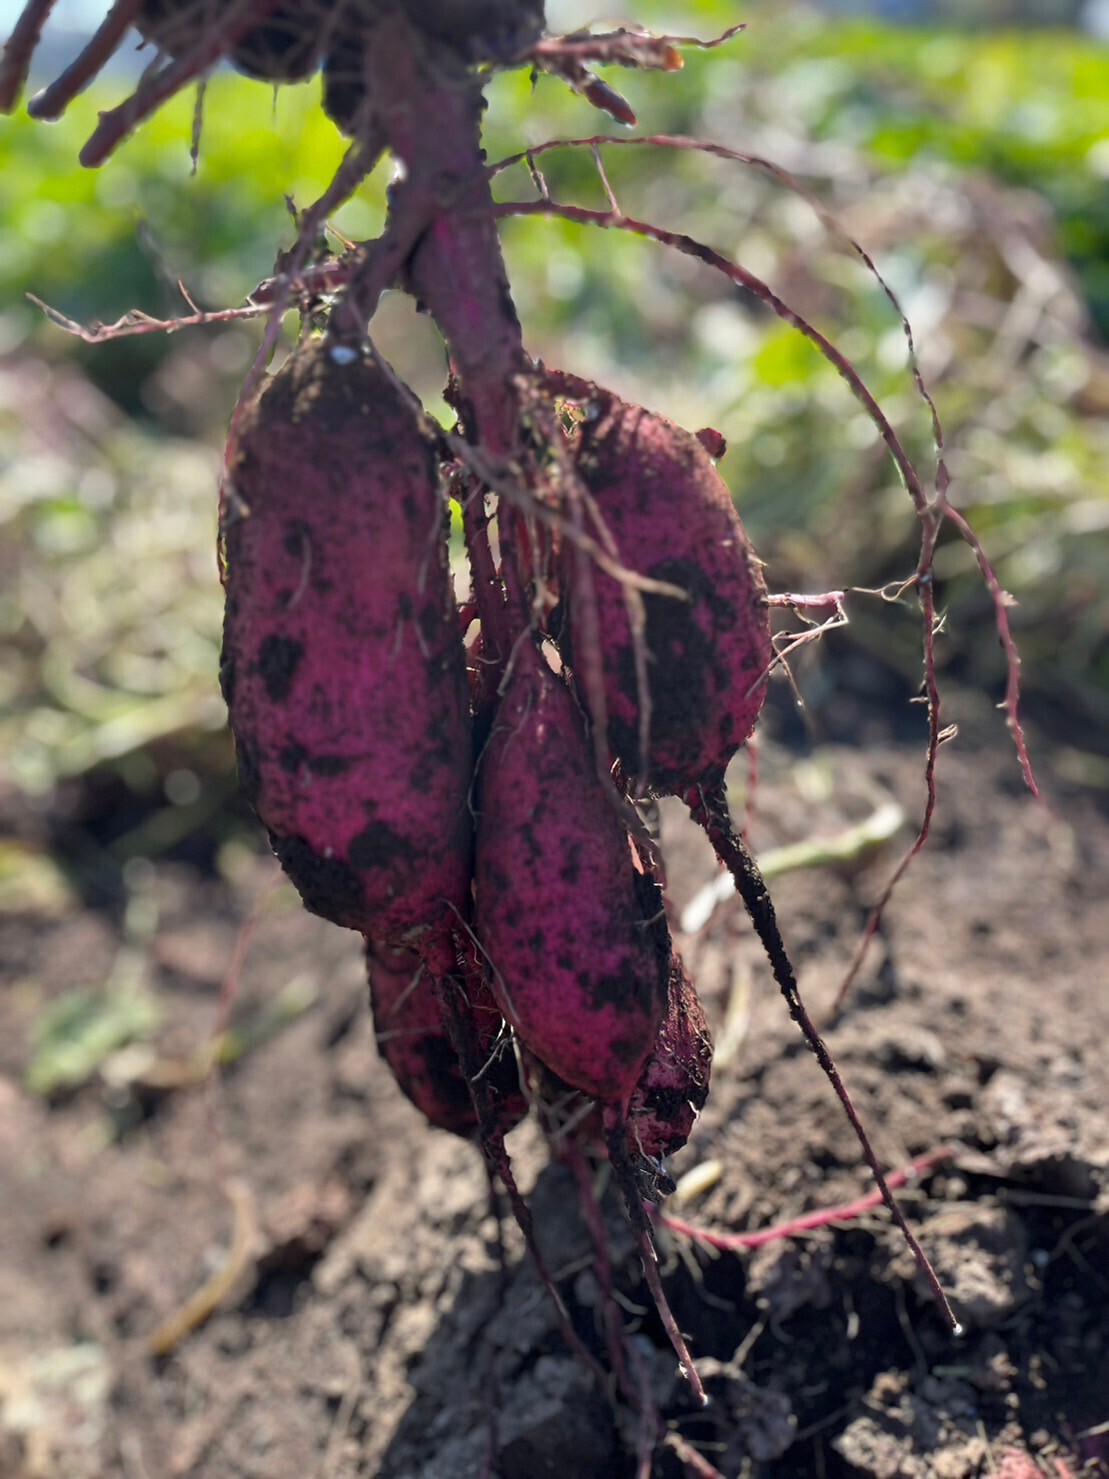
136 0 321 79
220 337 472 950
322 20 368 137
229 9 323 85
473 638 669 1104
626 951 713 1163
366 939 525 1138
555 377 772 793
405 0 545 54
525 949 712 1166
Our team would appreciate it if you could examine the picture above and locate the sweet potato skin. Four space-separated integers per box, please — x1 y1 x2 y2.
368 942 476 1136
561 384 772 792
220 337 472 949
526 949 712 1167
367 940 525 1138
626 952 713 1162
473 640 669 1103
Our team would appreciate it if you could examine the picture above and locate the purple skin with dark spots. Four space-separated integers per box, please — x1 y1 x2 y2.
220 337 472 950
366 940 526 1139
626 952 713 1162
473 640 669 1104
561 383 773 793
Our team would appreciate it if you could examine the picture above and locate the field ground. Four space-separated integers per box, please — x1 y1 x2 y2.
2 721 1107 1478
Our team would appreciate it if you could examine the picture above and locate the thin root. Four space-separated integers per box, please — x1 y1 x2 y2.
685 782 961 1337
147 1176 258 1358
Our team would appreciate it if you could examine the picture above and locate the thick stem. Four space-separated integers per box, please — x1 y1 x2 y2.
360 11 530 456
358 11 532 678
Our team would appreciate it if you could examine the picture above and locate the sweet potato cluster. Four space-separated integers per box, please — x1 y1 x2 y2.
220 334 770 1177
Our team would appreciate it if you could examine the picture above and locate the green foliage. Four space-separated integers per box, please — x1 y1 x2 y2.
0 360 228 798
0 74 386 408
777 18 1109 336
25 982 162 1098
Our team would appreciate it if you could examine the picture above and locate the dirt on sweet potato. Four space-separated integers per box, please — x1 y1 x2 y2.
554 377 772 795
220 336 473 953
473 637 669 1104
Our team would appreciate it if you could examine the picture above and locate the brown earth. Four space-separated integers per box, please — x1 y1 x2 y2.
1 729 1108 1478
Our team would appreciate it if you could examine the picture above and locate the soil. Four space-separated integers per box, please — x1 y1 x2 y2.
2 726 1108 1479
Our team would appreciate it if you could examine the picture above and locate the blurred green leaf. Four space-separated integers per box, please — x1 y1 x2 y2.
0 840 76 915
25 982 162 1098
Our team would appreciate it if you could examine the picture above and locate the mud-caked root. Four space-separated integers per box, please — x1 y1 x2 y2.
686 779 961 1335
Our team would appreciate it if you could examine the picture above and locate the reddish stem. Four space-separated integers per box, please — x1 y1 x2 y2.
0 0 57 112
78 0 285 167
356 10 533 682
360 11 529 458
524 21 745 72
606 1116 707 1406
831 573 944 1015
652 1147 954 1253
565 1146 636 1408
27 0 140 120
941 502 1038 798
664 1432 729 1479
